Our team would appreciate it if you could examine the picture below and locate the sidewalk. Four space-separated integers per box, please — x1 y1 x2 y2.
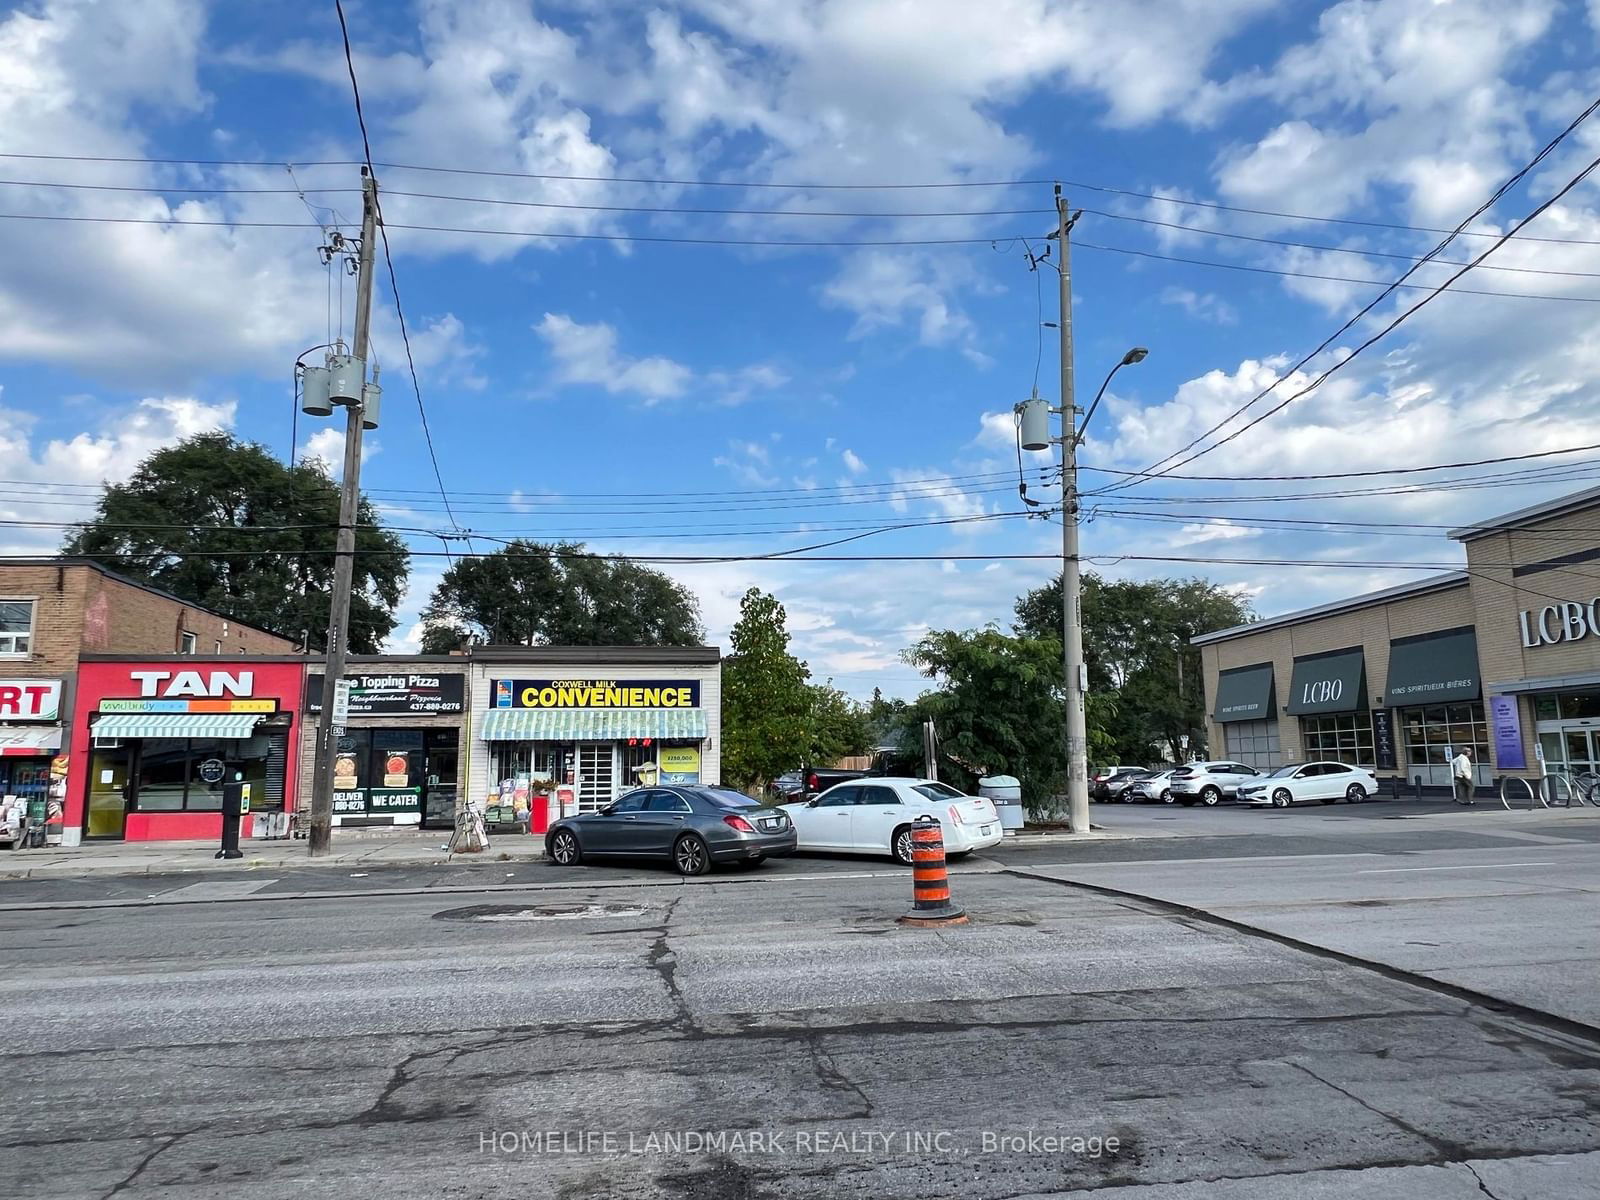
0 824 1130 881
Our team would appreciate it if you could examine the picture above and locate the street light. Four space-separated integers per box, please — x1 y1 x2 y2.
1076 347 1148 446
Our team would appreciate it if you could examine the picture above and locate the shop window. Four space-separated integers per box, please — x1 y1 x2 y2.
1223 719 1280 772
128 733 281 813
0 599 33 656
1402 702 1489 767
1299 712 1374 767
1543 692 1600 721
136 740 190 811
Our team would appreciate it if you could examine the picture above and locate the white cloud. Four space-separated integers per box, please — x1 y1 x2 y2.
1159 287 1238 326
821 251 993 365
841 448 867 474
535 313 693 402
888 468 988 520
712 438 777 486
299 424 378 480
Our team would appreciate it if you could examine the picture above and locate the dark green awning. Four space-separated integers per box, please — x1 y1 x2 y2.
1386 627 1481 705
1213 663 1275 722
1286 649 1366 715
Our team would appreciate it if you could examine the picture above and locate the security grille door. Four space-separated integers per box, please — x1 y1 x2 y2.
577 743 616 812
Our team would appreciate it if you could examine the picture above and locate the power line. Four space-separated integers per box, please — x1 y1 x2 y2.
1082 441 1600 483
1081 207 1600 275
334 0 465 559
1103 91 1600 491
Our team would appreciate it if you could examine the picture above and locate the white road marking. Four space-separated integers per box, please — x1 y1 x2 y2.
1357 862 1559 874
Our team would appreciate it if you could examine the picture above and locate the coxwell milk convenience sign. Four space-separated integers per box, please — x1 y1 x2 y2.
493 679 701 709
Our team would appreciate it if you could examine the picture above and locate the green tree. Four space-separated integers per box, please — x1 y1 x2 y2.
901 625 1114 813
418 540 704 651
806 681 874 767
63 431 407 652
1015 573 1254 762
721 588 812 790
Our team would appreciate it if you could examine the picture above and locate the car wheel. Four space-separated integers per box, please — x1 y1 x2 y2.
547 829 581 866
1346 784 1368 803
1161 789 1174 804
1271 788 1292 808
673 834 711 877
892 825 915 866
1200 786 1221 807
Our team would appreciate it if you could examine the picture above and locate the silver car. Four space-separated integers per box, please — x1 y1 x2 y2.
1168 761 1262 807
545 786 797 876
1125 769 1178 804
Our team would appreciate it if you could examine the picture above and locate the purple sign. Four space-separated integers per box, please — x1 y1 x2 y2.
1490 694 1526 770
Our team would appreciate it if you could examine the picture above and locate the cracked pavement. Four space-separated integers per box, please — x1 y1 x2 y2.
2 870 1598 1198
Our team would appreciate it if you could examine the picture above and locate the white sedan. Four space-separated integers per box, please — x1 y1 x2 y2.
1238 762 1379 807
781 777 1003 863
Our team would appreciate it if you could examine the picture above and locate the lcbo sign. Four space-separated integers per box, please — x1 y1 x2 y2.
1520 603 1600 648
1300 679 1344 706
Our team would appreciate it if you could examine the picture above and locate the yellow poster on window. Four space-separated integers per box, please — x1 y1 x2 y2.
659 746 701 784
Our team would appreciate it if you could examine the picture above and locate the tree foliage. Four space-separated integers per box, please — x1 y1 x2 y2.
63 432 407 652
1015 573 1254 763
721 589 812 789
419 540 704 651
900 626 1115 812
720 589 872 791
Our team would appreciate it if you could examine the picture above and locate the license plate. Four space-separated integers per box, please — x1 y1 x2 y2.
760 819 782 831
980 825 994 836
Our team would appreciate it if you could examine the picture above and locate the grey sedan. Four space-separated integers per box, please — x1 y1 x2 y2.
545 786 797 876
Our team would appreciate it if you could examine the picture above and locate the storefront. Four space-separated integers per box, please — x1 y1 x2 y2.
0 678 65 803
299 660 467 829
469 647 721 826
66 658 304 842
1196 483 1600 790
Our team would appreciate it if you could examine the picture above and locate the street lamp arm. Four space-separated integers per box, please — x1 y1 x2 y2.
1075 347 1148 446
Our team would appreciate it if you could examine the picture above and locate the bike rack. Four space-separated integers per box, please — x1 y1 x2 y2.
1538 774 1579 809
1498 776 1535 811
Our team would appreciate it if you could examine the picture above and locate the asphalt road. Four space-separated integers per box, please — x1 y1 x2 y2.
3 814 1600 1198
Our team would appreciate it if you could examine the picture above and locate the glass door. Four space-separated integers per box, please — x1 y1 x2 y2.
86 745 131 839
577 743 616 812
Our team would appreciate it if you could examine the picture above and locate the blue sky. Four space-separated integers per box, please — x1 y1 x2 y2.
2 0 1600 698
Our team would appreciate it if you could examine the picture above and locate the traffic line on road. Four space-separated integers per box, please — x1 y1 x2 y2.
1358 862 1560 873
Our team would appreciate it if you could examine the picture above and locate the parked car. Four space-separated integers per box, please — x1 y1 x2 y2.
781 778 1002 864
1126 769 1178 804
545 786 796 876
1104 769 1157 803
1091 766 1148 802
1238 762 1378 807
1168 761 1262 806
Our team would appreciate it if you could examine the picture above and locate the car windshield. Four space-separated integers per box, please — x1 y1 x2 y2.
1267 765 1305 778
913 782 963 801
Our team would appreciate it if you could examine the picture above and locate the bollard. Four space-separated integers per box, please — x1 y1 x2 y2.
1412 774 1424 801
897 814 967 927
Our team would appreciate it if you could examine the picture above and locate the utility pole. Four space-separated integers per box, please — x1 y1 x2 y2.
308 169 377 856
1055 185 1091 836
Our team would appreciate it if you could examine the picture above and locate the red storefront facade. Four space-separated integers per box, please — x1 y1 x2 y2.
66 657 305 843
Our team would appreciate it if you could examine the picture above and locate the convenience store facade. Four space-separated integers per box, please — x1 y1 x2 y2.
468 646 721 821
1197 485 1600 789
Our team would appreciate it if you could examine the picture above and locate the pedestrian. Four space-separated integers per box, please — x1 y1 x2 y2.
1451 746 1475 805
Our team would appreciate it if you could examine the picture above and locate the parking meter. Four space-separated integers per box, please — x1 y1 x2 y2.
216 779 251 860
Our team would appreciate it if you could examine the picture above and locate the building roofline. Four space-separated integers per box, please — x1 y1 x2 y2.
1449 483 1600 542
1191 571 1469 647
6 557 295 644
472 644 721 664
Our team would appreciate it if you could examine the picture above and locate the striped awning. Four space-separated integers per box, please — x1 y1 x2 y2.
479 707 708 742
92 713 265 740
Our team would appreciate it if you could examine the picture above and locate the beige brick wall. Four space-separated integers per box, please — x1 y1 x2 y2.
1200 581 1476 773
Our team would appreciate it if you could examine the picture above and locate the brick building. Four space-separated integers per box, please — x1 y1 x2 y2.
0 559 297 841
1195 484 1600 794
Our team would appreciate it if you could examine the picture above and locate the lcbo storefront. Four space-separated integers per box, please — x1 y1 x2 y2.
66 658 303 842
468 647 721 827
1197 484 1600 791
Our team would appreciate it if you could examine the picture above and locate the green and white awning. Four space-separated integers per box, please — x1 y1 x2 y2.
92 713 265 740
480 707 708 742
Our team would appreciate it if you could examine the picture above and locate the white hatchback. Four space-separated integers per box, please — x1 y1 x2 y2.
780 778 1003 863
1238 762 1379 807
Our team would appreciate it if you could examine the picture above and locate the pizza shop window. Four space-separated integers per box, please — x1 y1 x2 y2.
0 599 34 656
